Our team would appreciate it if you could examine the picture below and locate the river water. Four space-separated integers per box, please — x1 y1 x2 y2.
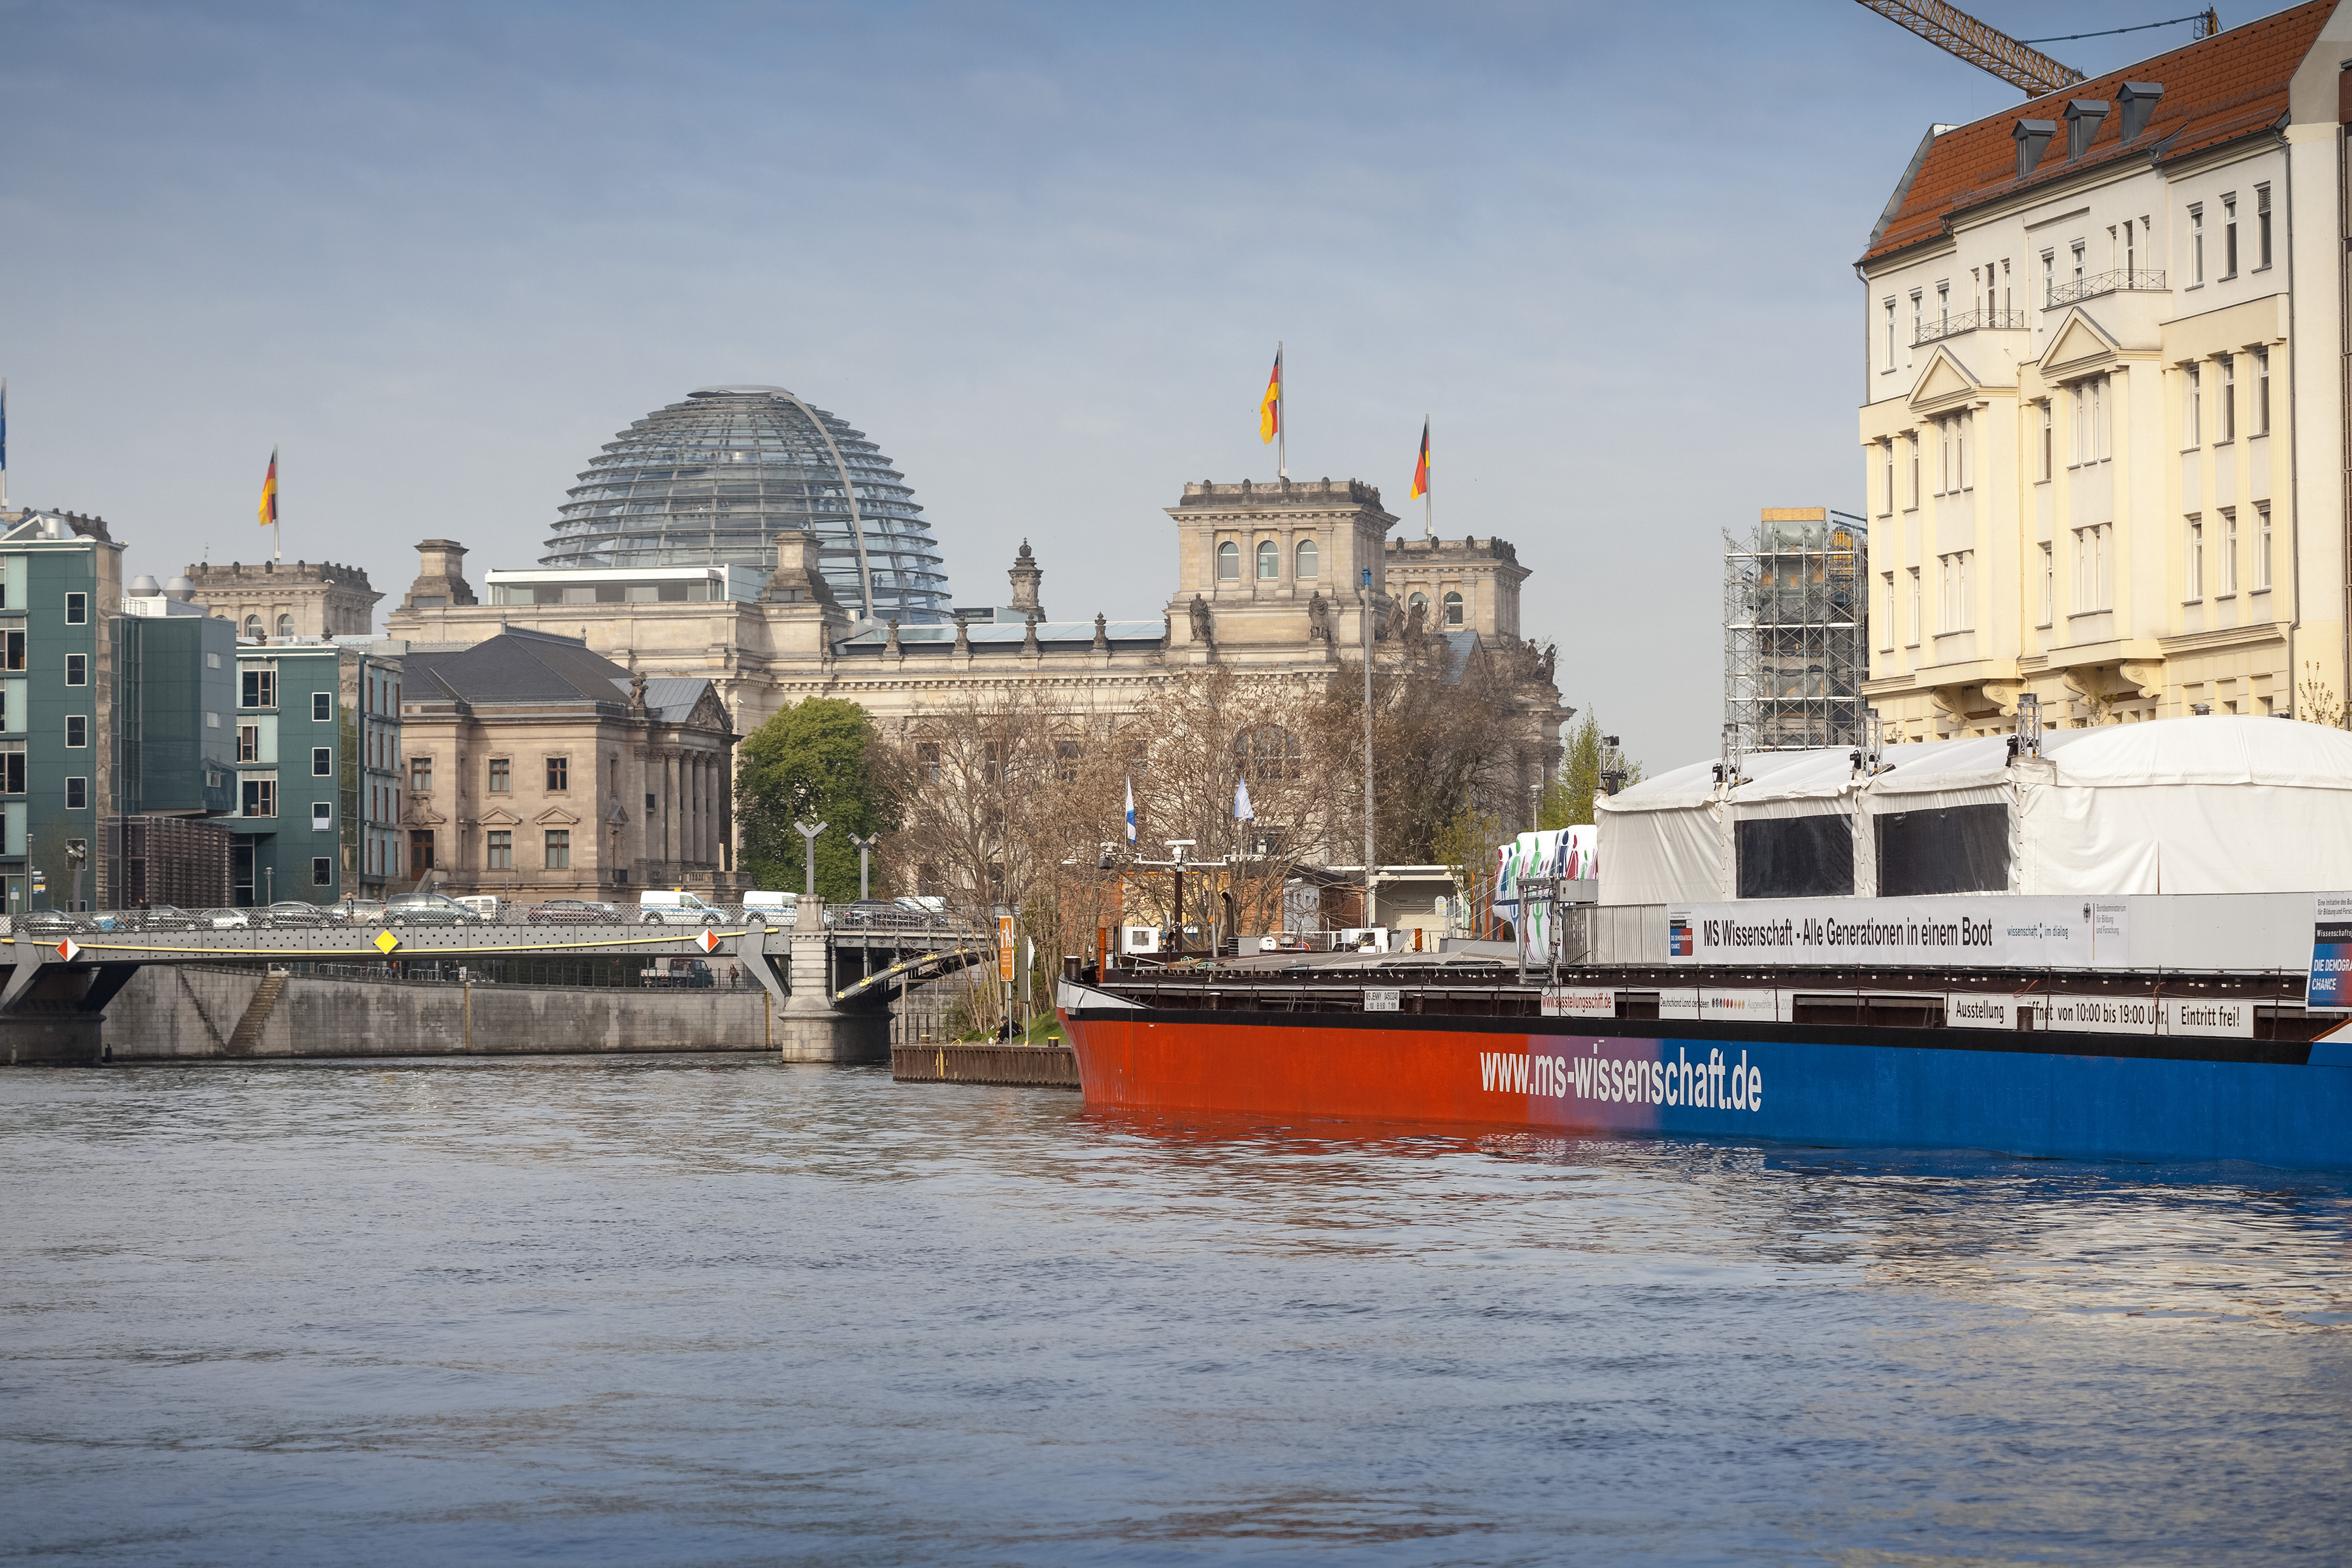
4 1056 2349 1565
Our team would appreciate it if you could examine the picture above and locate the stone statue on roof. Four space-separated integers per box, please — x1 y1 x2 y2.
1188 594 1213 645
1306 592 1330 642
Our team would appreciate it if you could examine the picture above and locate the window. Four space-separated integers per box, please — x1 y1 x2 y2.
545 828 571 870
2257 184 2272 267
2073 525 2111 612
2038 543 2054 627
410 756 432 793
546 755 569 791
1959 411 1970 489
1294 538 1318 578
1879 440 1893 515
64 776 86 811
2125 218 2137 276
1935 281 1948 332
1938 552 1973 632
488 757 510 793
1216 540 1239 581
486 830 513 870
2190 204 2204 285
276 614 294 638
1255 538 1279 580
1883 299 1897 368
206 712 220 729
2184 364 2200 447
312 857 333 887
63 592 86 625
312 691 331 721
64 715 86 748
1910 291 1921 345
916 741 941 783
2219 355 2235 441
312 802 332 832
238 724 259 762
1880 574 1895 650
0 749 22 793
241 668 276 709
2253 502 2274 591
2072 377 2107 465
2070 240 2084 289
1 631 21 670
2001 258 2011 315
2221 194 2238 278
64 653 84 687
2186 515 2204 600
1907 568 1921 645
1938 418 1952 494
2040 250 2054 304
312 745 332 776
2038 402 2053 480
242 615 261 640
410 829 435 873
1442 590 1464 628
2221 509 2238 595
242 777 277 818
2257 347 2270 434
1907 433 1919 507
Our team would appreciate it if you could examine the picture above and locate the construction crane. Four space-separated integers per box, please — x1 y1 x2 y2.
1853 0 2087 93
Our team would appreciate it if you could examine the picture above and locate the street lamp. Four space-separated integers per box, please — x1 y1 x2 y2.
848 832 880 901
794 819 827 898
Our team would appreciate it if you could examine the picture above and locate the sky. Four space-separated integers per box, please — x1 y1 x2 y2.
0 0 2257 770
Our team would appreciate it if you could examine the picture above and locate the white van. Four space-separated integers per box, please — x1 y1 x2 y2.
451 894 504 921
638 889 728 925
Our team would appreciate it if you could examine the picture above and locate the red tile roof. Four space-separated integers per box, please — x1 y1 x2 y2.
1863 0 2340 263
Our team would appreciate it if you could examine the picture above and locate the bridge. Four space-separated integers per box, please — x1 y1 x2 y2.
0 901 994 1063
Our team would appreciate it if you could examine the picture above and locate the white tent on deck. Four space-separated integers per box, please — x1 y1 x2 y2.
1594 716 2352 904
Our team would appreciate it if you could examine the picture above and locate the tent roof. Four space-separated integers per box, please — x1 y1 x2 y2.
2050 713 2352 787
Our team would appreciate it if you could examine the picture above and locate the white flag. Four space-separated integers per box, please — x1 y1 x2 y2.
1124 776 1136 843
1235 776 1254 821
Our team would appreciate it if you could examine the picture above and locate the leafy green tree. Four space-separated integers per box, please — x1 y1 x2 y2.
1540 711 1642 830
737 698 900 900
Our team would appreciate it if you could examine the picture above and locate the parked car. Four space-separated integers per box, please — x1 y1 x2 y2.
640 957 715 989
385 892 487 928
15 909 93 938
1258 932 1313 953
451 894 504 921
638 889 728 925
337 898 387 927
837 898 926 930
203 907 252 930
253 901 337 930
119 905 205 932
892 896 950 928
527 898 616 926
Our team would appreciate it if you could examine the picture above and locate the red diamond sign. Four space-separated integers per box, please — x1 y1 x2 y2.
56 939 79 962
696 929 722 955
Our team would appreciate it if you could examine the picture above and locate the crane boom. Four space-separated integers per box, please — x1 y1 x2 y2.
1854 0 2088 95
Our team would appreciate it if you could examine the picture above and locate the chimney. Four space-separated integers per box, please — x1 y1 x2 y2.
401 539 478 611
2014 118 2057 180
2064 99 2110 159
1008 539 1044 619
2118 82 2164 141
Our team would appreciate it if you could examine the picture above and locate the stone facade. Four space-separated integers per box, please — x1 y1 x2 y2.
182 559 383 641
385 478 1570 859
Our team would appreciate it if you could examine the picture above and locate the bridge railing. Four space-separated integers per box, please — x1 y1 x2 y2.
1 898 992 939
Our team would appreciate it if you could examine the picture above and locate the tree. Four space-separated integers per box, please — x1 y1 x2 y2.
736 698 899 900
1540 711 1643 830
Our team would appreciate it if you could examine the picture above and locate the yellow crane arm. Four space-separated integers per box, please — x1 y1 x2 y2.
1855 0 2088 95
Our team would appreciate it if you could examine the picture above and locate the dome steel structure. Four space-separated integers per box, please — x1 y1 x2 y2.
541 385 951 623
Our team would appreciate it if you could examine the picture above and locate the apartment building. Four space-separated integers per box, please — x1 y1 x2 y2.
1859 1 2352 735
231 640 404 906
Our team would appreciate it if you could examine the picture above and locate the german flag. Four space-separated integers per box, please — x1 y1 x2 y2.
1409 418 1429 499
257 447 278 529
1258 349 1281 444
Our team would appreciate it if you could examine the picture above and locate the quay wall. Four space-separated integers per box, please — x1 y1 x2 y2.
100 968 802 1062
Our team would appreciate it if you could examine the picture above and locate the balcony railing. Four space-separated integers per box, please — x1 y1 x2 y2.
2046 269 2166 308
1914 308 2031 346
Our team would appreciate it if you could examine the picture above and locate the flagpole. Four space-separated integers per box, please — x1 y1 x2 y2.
1276 341 1287 481
1424 415 1433 539
274 449 282 563
1 378 10 512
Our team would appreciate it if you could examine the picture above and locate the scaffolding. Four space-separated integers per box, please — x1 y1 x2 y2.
1725 507 1866 753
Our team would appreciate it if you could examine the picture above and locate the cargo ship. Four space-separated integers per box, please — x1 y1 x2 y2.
1059 721 2352 1169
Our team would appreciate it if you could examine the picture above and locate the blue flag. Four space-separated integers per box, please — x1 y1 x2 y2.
1124 776 1136 844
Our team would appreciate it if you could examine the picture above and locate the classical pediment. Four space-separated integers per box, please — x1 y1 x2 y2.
534 806 581 826
606 802 631 826
2040 309 2119 377
687 686 733 734
406 806 448 827
478 806 521 826
1907 346 2001 416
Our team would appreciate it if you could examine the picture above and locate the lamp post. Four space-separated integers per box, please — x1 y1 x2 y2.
848 832 879 901
65 840 86 913
794 819 826 898
1358 564 1375 931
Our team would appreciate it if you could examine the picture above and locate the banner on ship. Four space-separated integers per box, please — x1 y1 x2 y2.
1663 896 2130 970
2308 892 2352 1010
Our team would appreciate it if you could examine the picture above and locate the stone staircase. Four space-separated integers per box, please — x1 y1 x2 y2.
225 971 289 1056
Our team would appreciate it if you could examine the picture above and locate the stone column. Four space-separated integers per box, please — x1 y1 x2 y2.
664 752 681 870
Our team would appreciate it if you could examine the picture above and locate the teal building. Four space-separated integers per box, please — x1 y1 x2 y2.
231 640 402 906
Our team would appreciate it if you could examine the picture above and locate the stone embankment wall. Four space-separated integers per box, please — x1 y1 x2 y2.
103 968 805 1061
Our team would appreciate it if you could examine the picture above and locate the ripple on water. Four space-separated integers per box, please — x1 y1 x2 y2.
3 1056 2350 1566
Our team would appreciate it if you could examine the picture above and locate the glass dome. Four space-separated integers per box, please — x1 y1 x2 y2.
540 385 952 623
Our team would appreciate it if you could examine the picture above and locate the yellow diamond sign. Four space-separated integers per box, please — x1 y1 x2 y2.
374 930 401 954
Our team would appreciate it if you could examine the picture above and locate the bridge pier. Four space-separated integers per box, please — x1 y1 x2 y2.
762 900 890 1065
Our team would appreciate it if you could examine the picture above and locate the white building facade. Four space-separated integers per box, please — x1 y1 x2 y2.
1859 0 2352 736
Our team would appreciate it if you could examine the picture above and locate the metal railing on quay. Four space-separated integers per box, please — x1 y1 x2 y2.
0 898 990 939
